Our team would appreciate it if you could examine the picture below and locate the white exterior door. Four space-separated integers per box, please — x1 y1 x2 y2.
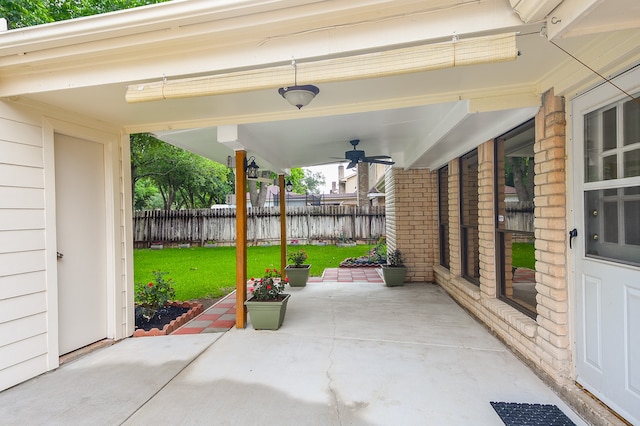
571 68 640 424
55 134 108 355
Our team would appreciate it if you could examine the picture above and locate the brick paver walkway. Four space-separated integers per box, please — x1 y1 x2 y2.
172 267 383 335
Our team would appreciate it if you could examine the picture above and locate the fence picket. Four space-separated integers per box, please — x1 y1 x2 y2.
133 205 386 247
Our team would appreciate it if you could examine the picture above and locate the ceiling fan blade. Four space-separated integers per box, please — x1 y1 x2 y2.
363 155 391 160
363 158 395 165
346 160 358 169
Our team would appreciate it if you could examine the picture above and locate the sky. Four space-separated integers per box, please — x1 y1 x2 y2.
304 163 354 194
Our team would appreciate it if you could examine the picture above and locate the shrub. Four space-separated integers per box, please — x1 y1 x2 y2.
287 249 308 267
249 268 286 301
135 271 176 320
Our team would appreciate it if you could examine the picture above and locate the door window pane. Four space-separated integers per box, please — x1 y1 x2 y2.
603 201 618 243
585 188 640 266
585 111 599 182
603 107 617 150
625 199 640 246
603 155 617 180
623 99 640 146
624 149 640 177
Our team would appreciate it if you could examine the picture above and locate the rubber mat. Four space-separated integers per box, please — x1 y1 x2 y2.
490 402 576 426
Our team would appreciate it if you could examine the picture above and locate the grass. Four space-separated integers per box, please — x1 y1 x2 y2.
512 242 535 270
134 244 375 301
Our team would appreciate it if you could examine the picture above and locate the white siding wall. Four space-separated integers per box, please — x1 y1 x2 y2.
0 101 49 390
0 101 131 392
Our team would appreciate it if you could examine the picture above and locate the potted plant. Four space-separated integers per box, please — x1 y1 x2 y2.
381 249 407 287
245 268 290 330
285 249 311 287
204 240 217 248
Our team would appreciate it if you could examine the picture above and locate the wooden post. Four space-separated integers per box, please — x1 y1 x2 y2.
279 174 287 274
235 150 247 328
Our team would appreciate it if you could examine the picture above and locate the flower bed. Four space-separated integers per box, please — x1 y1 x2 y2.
133 301 203 337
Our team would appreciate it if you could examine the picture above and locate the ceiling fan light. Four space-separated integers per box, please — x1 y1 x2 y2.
278 85 319 109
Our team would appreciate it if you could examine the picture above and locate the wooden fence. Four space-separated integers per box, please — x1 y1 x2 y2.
133 206 386 247
505 201 534 242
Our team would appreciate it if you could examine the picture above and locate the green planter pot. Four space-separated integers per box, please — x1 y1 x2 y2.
285 265 311 287
245 294 291 330
381 266 408 287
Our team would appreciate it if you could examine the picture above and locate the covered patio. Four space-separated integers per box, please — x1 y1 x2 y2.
0 281 587 425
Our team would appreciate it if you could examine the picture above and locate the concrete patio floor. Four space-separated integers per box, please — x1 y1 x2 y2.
0 282 588 425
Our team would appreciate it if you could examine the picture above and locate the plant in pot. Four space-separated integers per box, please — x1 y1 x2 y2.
381 249 408 287
285 249 311 287
245 268 290 330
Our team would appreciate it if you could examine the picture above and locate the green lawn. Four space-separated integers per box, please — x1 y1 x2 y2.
512 242 535 270
134 244 373 300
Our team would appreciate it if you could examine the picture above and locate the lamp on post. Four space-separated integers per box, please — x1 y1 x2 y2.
285 179 294 192
245 156 259 179
278 60 319 109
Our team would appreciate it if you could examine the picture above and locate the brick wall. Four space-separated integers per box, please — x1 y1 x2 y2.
435 88 572 386
533 89 571 383
385 168 438 282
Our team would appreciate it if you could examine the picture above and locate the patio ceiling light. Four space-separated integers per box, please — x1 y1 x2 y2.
278 60 319 109
125 33 518 104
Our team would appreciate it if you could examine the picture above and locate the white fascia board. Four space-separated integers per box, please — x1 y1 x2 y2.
539 30 640 98
416 106 540 170
0 0 526 97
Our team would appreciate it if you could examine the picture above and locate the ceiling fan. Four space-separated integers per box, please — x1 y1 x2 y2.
338 139 395 169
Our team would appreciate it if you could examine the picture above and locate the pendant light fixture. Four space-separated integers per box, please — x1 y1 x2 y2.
278 60 319 109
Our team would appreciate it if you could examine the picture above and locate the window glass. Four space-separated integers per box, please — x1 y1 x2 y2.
460 150 480 283
496 120 536 318
438 166 450 269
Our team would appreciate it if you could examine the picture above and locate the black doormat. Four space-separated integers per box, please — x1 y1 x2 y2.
490 402 576 426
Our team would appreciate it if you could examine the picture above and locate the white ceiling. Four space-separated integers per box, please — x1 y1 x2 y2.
1 0 639 173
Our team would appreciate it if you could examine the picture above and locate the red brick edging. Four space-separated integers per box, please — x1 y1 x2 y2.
133 301 204 337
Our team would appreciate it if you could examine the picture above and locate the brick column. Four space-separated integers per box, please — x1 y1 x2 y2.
384 168 438 282
478 141 496 298
534 89 571 383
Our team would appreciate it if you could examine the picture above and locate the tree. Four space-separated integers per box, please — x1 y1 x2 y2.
130 134 234 210
0 0 170 29
300 169 326 194
506 157 534 202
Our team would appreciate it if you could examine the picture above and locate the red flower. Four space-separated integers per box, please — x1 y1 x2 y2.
266 284 272 290
250 287 254 293
265 268 270 273
148 282 153 287
285 277 289 283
